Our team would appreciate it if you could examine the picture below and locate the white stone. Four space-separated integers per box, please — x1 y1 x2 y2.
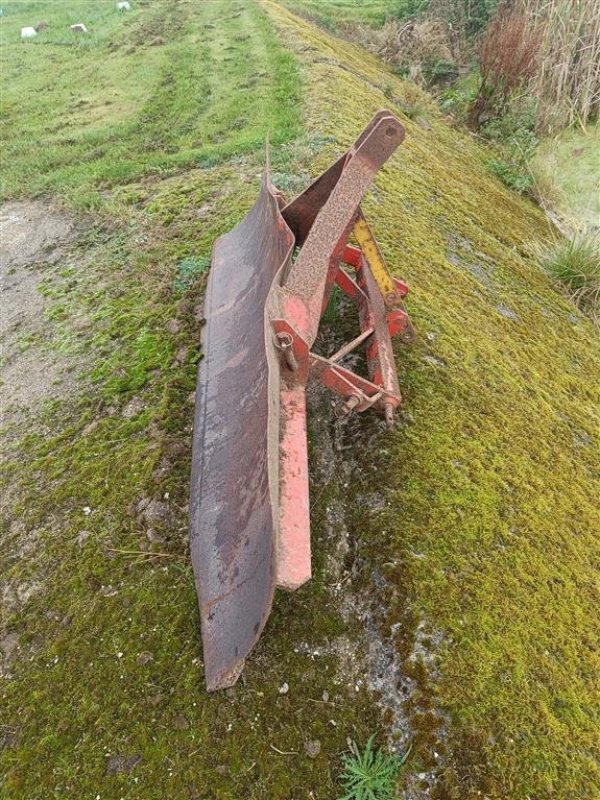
21 26 37 38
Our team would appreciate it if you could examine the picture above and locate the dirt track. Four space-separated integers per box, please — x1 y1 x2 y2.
0 202 78 419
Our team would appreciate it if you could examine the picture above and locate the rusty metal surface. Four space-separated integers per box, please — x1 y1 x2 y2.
191 111 412 692
356 253 401 420
279 114 405 350
190 175 294 691
282 110 395 245
275 385 311 591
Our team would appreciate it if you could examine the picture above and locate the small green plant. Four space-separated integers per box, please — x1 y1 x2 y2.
271 171 307 194
482 99 539 194
382 81 395 100
172 256 210 292
486 157 534 193
421 57 458 86
540 234 600 322
397 84 428 121
339 734 411 800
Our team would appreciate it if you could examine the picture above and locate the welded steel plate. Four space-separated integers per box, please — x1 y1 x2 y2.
189 176 294 691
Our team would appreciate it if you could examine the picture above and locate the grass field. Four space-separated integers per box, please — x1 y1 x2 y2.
279 0 395 30
532 122 600 232
0 0 299 206
1 1 599 799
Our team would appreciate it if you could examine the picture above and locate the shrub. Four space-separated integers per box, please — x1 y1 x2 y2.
472 0 600 132
470 3 543 128
541 234 600 321
388 0 430 22
486 156 533 193
427 0 501 57
395 81 431 119
482 97 539 192
422 56 458 85
357 16 453 80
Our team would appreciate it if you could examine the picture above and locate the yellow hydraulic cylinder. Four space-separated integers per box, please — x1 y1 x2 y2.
353 212 399 306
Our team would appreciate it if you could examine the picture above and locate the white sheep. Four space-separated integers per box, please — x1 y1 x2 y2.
70 23 88 33
117 1 131 10
21 26 37 39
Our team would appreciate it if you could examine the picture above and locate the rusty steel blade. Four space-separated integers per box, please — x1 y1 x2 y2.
190 175 294 691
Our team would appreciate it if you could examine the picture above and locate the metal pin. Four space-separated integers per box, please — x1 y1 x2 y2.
276 332 298 372
384 402 394 428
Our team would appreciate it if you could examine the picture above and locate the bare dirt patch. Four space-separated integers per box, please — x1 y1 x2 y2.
1 201 79 421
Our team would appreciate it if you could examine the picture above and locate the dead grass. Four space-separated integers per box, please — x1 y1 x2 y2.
471 4 543 128
523 0 600 131
357 15 452 72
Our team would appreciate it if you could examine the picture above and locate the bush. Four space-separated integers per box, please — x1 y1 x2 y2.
482 98 539 193
388 0 430 22
358 15 452 77
421 56 458 85
541 234 600 321
426 0 501 56
471 3 543 128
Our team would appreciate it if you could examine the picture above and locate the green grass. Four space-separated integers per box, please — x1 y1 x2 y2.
532 123 600 232
0 0 300 208
280 0 395 30
540 234 600 322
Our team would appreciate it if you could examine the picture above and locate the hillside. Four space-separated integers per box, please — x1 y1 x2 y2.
1 1 599 799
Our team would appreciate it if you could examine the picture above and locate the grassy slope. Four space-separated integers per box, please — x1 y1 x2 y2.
266 3 600 798
279 0 393 29
0 2 599 800
532 123 600 232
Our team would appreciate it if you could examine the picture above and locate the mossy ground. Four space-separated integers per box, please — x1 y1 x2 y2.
265 3 600 798
1 1 599 799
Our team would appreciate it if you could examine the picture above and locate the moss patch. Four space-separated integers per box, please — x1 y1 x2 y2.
264 3 600 798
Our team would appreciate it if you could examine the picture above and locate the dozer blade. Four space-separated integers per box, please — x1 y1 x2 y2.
191 111 413 691
189 177 294 691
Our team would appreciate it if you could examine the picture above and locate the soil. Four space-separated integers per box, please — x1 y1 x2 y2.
0 201 78 421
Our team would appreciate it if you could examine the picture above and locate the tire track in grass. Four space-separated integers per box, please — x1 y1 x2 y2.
0 0 300 204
